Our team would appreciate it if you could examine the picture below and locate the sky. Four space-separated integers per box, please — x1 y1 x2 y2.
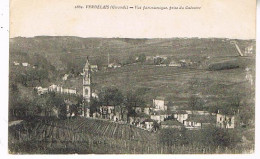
10 0 256 39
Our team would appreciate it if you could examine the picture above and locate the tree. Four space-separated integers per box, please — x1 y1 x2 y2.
124 90 146 122
154 57 163 65
99 87 124 120
137 53 146 63
159 127 188 146
126 55 136 65
189 95 204 110
90 97 100 116
99 87 124 106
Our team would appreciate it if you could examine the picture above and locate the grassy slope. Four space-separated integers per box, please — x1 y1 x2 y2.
9 36 255 106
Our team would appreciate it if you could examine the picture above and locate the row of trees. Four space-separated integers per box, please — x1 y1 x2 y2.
9 82 83 120
159 126 241 149
9 85 148 121
89 87 147 121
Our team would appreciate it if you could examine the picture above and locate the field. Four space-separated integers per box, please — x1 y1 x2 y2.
8 117 253 154
63 56 254 108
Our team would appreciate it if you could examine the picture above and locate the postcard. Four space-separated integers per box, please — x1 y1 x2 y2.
6 0 257 156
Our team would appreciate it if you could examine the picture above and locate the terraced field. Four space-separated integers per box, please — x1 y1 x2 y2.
9 117 159 154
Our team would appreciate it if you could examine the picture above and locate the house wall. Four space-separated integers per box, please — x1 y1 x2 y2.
184 121 202 129
153 99 166 110
151 115 161 122
145 122 153 130
144 108 150 115
175 114 188 124
151 115 167 123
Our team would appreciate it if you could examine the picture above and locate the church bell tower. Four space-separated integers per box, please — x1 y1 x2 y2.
83 57 92 103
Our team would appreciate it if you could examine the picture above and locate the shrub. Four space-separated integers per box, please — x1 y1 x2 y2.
159 128 188 146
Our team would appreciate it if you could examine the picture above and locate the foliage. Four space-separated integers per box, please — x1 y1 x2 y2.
189 95 204 110
159 128 188 146
98 87 124 106
137 54 146 63
208 61 240 71
90 97 100 116
187 126 241 148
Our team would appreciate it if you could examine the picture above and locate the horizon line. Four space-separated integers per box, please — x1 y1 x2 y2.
9 35 256 41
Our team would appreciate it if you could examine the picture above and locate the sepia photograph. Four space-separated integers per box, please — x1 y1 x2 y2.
5 0 257 156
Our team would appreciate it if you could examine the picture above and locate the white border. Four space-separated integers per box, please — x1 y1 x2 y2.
0 0 259 159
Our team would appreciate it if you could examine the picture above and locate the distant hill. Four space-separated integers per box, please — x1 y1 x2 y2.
10 36 255 70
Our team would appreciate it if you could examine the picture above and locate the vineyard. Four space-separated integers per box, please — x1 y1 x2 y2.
9 117 253 154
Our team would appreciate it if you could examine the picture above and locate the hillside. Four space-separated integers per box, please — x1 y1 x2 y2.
9 36 256 108
10 37 255 70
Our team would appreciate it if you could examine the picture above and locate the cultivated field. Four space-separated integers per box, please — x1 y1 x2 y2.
9 117 253 154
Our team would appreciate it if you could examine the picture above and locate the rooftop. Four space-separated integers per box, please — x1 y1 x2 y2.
142 118 155 123
161 120 183 126
173 110 188 114
151 110 169 115
185 115 216 123
154 96 165 100
132 112 150 118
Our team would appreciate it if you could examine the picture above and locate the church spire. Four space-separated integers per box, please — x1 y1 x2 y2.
83 56 92 103
84 56 90 70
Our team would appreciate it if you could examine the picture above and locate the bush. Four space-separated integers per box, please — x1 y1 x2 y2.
187 126 241 148
159 128 188 146
208 61 239 71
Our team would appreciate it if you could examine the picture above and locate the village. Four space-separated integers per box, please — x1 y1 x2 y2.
30 57 237 132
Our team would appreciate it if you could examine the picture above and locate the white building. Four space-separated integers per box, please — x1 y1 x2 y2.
169 61 181 67
153 97 167 111
13 61 20 66
216 113 235 129
22 62 29 67
142 119 154 131
48 84 58 92
108 63 121 68
183 115 216 130
90 65 98 72
244 45 254 55
143 107 150 115
35 86 49 95
62 74 69 81
151 111 169 123
173 110 189 124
